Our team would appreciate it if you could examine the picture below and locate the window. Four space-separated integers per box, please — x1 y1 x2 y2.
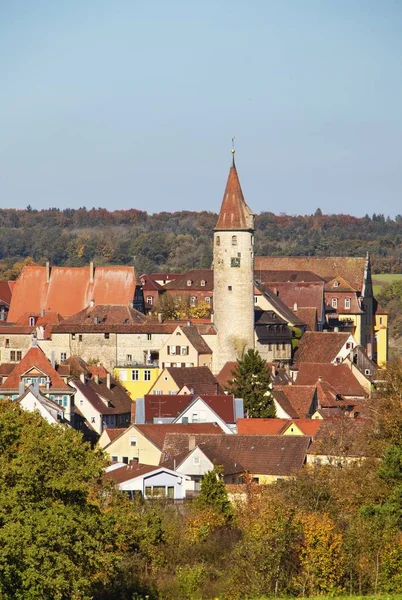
29 316 35 326
17 351 22 361
144 370 151 381
111 456 118 462
79 399 83 406
79 335 83 342
181 346 188 356
365 369 371 376
170 346 176 355
126 354 132 363
232 235 237 246
231 257 241 267
5 339 9 348
40 377 45 385
345 298 351 309
130 436 137 447
187 280 192 287
254 296 258 303
332 298 338 309
190 296 196 306
216 236 220 246
131 370 139 381
205 297 211 304
60 352 67 361
71 333 76 340
379 317 383 325
122 457 129 465
10 351 15 361
90 416 96 424
193 456 200 465
147 333 152 341
192 412 199 422
104 333 110 339
228 286 232 291
333 280 339 287
200 280 206 287
146 296 153 305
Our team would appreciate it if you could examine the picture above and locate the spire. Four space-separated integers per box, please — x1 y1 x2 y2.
362 251 373 298
215 148 254 232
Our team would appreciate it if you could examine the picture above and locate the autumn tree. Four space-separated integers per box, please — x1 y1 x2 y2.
226 349 275 418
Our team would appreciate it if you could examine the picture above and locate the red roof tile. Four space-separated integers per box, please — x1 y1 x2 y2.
0 281 13 305
134 422 223 450
294 332 352 364
273 385 317 418
296 363 366 397
215 162 254 231
8 265 139 321
237 418 322 438
0 346 71 392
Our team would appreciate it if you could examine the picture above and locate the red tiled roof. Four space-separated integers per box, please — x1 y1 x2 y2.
8 265 139 322
296 363 366 397
52 304 147 333
273 385 317 418
237 418 322 438
134 422 223 450
215 162 254 231
0 281 13 305
165 366 221 393
255 257 366 291
216 361 238 390
179 325 212 354
103 428 127 443
307 418 371 457
164 270 213 291
263 282 324 322
293 308 318 331
0 346 71 392
161 433 309 476
294 332 351 364
255 270 324 283
73 377 132 415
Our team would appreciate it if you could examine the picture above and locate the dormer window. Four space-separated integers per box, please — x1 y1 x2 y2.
232 235 237 246
29 316 36 326
333 281 339 288
200 280 206 287
187 280 192 287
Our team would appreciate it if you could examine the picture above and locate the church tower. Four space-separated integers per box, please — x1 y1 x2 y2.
212 150 255 374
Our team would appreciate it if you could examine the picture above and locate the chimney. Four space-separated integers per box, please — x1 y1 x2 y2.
334 326 339 333
293 302 298 311
106 373 111 389
318 376 323 382
18 381 25 396
80 372 86 384
94 374 99 385
210 311 214 323
157 312 163 323
40 308 45 317
188 435 196 451
50 351 55 368
46 261 51 283
130 401 136 424
90 299 95 308
89 261 94 284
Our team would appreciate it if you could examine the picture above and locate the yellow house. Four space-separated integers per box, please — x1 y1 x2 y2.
374 308 388 367
159 325 213 370
114 365 160 399
99 423 222 466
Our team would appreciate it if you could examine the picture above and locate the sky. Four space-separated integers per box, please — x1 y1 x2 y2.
0 0 401 217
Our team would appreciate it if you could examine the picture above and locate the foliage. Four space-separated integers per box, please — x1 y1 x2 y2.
226 348 275 418
195 465 233 524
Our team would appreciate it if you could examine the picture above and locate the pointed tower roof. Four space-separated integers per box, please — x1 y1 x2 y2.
215 155 254 232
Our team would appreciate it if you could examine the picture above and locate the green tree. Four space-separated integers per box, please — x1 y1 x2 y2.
226 349 275 418
196 465 232 522
0 400 117 600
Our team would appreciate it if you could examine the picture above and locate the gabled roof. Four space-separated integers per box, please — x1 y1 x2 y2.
215 161 254 231
164 366 221 393
0 346 71 392
255 283 305 327
73 376 132 415
104 463 161 484
262 282 325 323
216 361 238 390
132 422 223 450
163 269 213 291
161 433 309 476
296 363 366 397
144 394 235 423
255 257 366 292
294 331 352 364
325 276 357 292
237 417 322 438
52 304 147 333
273 385 317 419
177 325 212 354
255 270 324 283
307 418 371 457
8 265 139 322
293 308 318 331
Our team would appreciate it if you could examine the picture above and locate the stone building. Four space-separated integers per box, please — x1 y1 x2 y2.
213 153 255 373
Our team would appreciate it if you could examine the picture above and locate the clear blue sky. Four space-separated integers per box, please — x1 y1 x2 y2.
1 0 401 216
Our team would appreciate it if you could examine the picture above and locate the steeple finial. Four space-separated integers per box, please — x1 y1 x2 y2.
231 136 235 166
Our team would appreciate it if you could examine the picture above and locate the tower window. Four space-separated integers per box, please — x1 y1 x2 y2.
228 286 232 291
216 236 220 246
231 257 241 268
232 235 237 246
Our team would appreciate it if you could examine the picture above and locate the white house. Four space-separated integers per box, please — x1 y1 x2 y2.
104 463 189 500
18 386 65 425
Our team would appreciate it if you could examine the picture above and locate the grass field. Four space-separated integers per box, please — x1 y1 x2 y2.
372 273 402 297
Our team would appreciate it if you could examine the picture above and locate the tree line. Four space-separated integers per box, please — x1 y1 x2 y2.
1 207 402 278
1 361 402 599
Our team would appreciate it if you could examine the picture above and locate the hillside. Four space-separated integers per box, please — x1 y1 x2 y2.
0 207 401 277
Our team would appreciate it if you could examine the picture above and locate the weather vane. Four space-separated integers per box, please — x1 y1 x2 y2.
231 136 235 155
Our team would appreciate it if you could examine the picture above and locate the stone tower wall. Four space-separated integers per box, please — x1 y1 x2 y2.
212 229 255 373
